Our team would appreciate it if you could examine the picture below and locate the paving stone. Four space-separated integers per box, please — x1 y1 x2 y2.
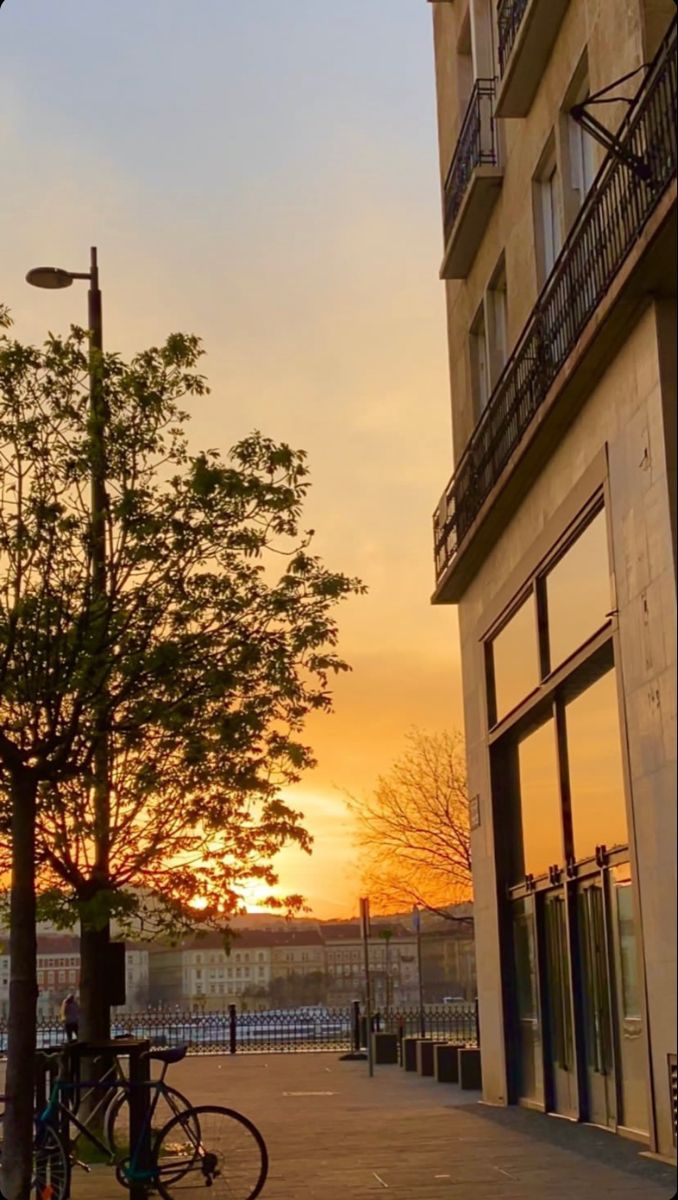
49 1053 675 1199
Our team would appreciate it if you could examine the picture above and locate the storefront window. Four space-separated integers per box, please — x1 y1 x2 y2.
545 509 611 672
491 596 540 723
565 669 628 862
517 718 563 879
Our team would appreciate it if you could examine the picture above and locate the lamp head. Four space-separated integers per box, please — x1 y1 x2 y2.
25 266 75 290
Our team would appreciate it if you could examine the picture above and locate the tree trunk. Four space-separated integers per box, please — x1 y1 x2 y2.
78 914 112 1135
79 916 111 1043
2 771 38 1200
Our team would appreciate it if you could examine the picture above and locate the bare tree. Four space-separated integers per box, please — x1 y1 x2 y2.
351 730 472 920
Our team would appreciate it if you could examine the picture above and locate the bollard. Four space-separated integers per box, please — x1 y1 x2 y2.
352 1000 361 1053
228 1003 237 1055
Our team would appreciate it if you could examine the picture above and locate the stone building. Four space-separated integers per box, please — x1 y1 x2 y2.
0 935 149 1015
180 931 273 1009
322 922 420 1007
427 0 676 1160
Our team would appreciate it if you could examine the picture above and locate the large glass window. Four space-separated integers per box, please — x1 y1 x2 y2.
517 719 563 879
565 668 628 861
491 596 540 723
544 509 611 672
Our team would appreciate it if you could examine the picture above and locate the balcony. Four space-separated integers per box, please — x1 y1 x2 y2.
496 0 570 118
440 78 502 279
433 21 677 600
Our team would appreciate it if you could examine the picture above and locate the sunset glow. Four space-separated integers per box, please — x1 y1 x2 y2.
1 0 463 918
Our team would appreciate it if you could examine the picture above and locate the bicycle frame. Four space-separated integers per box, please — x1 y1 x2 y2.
38 1060 174 1176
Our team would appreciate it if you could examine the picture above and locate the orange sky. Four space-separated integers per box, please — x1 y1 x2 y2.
1 2 464 917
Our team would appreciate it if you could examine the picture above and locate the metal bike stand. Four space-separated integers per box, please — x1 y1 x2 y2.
127 1039 151 1200
61 1038 151 1200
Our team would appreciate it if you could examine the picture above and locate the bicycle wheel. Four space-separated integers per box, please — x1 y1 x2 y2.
153 1105 268 1200
0 1118 70 1200
105 1083 195 1158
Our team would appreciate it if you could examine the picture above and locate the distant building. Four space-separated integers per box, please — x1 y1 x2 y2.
0 935 149 1015
427 0 676 1161
179 931 273 1010
322 922 420 1007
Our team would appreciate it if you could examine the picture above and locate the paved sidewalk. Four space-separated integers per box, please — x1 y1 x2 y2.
59 1053 676 1198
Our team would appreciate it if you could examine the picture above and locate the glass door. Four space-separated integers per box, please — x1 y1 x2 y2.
577 878 616 1128
512 897 544 1104
542 891 578 1117
608 864 648 1135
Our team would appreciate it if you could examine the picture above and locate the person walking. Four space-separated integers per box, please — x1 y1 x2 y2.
60 992 80 1042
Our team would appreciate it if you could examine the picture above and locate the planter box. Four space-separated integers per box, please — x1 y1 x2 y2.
401 1036 419 1071
434 1043 460 1084
458 1046 482 1090
372 1032 399 1065
416 1039 448 1077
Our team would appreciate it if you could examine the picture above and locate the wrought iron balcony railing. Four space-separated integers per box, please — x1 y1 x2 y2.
497 0 530 76
443 78 499 245
434 21 677 586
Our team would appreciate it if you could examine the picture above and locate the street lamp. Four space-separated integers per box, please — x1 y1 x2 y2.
26 247 102 356
26 245 105 609
26 247 110 1039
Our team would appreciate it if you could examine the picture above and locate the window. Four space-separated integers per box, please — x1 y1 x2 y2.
569 111 597 205
517 719 563 880
612 865 641 1019
565 668 628 860
563 64 598 221
490 596 540 723
487 256 508 388
534 140 562 284
544 509 611 672
488 499 629 880
540 166 561 275
470 304 490 418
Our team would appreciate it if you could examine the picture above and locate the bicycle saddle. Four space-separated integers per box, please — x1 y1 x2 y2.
144 1043 188 1065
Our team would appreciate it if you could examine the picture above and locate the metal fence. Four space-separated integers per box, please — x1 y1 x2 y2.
434 20 677 581
497 0 530 76
0 1003 479 1057
443 78 498 243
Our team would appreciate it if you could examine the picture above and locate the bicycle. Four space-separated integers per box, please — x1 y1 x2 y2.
39 1043 193 1167
40 1044 269 1200
0 1101 70 1200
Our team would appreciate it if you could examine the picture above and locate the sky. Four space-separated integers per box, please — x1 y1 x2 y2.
0 0 464 917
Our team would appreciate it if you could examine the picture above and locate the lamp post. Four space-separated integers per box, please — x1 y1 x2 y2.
413 906 425 1038
27 248 111 1041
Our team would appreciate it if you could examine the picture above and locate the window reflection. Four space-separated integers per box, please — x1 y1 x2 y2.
517 719 563 879
612 866 641 1019
545 509 611 672
492 596 540 723
565 669 628 861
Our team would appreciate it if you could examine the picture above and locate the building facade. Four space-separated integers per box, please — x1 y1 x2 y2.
180 932 273 1009
322 922 419 1007
0 936 150 1015
428 0 676 1161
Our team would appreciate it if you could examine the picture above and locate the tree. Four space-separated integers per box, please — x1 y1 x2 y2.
351 730 472 919
268 970 329 1008
0 311 362 1196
